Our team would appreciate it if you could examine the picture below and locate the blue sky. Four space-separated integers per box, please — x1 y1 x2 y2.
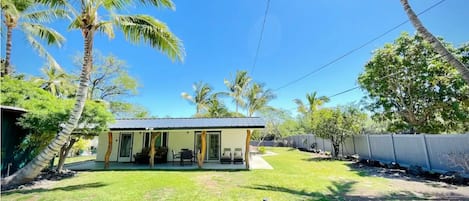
9 0 469 117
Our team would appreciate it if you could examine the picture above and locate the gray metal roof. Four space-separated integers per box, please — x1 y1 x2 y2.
109 117 265 130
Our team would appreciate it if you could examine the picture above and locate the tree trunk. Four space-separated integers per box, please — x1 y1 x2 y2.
332 140 340 158
400 0 469 84
1 29 94 187
104 132 112 169
149 132 160 168
56 138 77 172
2 25 14 77
245 129 252 169
197 131 206 168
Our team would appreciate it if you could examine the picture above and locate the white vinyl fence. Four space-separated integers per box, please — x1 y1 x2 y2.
284 134 469 173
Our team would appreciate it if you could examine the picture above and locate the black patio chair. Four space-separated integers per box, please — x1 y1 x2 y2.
220 148 232 164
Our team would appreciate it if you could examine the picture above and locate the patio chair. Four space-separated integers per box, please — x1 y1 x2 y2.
180 149 193 166
220 148 232 164
233 148 243 164
172 149 180 165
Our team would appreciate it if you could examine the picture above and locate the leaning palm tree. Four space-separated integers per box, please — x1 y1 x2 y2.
33 65 74 97
181 81 212 115
1 0 67 76
2 0 184 186
245 83 276 117
224 70 252 113
400 0 469 84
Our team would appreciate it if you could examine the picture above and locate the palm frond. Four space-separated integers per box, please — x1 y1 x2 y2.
68 17 83 30
102 0 131 10
25 34 63 70
114 14 184 62
22 23 65 46
139 0 174 10
97 21 115 39
23 9 70 23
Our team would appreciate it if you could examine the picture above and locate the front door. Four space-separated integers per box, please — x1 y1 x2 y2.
195 131 220 161
207 133 220 161
118 133 133 162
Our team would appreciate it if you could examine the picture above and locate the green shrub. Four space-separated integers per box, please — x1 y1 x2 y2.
258 146 266 154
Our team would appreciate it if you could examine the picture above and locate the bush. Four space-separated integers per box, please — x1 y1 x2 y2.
258 146 266 154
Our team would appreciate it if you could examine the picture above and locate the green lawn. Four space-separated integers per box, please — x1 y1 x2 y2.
3 148 394 201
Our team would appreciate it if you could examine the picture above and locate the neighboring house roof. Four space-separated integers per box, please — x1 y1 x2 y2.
109 117 265 130
0 105 27 113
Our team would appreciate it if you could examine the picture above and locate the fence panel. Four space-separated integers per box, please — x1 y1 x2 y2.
369 135 394 162
425 134 469 172
386 135 427 168
353 135 370 159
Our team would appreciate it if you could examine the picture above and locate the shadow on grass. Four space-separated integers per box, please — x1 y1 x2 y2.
245 180 466 200
1 182 107 195
244 181 356 200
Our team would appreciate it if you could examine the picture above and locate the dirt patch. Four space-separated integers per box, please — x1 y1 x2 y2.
2 170 77 192
348 162 469 200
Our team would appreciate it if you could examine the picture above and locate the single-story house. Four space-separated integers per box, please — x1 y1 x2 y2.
96 117 265 168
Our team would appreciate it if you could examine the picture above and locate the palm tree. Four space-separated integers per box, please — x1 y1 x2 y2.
245 83 276 117
400 0 469 84
224 70 252 113
1 0 67 76
2 0 184 186
181 81 212 115
293 91 329 115
33 65 74 97
204 93 230 118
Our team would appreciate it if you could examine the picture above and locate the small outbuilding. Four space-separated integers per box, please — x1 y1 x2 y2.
96 117 265 169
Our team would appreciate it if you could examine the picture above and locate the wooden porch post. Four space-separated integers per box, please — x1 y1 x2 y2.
197 130 207 168
245 129 252 169
104 132 112 169
149 132 161 168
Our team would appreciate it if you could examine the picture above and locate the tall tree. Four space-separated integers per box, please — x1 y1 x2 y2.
358 32 469 133
293 91 329 133
202 93 230 118
313 105 367 158
400 0 469 84
2 0 184 186
1 0 67 76
181 81 213 115
245 82 275 117
224 70 252 113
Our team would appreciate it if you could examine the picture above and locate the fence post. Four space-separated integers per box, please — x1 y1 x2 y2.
366 134 373 160
390 134 397 162
421 134 432 170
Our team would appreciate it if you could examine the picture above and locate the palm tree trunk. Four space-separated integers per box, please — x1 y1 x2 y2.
400 0 469 84
3 25 14 77
1 30 95 187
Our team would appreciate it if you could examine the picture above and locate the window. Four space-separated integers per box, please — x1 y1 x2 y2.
143 132 167 148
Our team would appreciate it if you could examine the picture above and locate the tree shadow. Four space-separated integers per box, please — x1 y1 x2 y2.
244 181 356 201
244 181 467 200
1 182 107 195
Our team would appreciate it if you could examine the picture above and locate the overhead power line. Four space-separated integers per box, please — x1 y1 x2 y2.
251 0 271 75
273 0 446 91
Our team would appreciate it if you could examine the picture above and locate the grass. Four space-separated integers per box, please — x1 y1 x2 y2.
2 147 395 201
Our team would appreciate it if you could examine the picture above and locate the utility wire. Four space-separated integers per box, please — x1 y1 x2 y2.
251 0 271 75
327 69 405 98
273 0 446 91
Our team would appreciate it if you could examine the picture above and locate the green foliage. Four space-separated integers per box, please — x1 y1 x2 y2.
72 139 90 153
312 104 367 157
1 77 113 156
358 32 469 133
258 146 266 154
224 70 252 112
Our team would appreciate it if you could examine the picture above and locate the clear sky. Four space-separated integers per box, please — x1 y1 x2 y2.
9 0 469 117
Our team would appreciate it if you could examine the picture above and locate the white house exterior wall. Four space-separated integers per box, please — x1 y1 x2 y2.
96 129 254 162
